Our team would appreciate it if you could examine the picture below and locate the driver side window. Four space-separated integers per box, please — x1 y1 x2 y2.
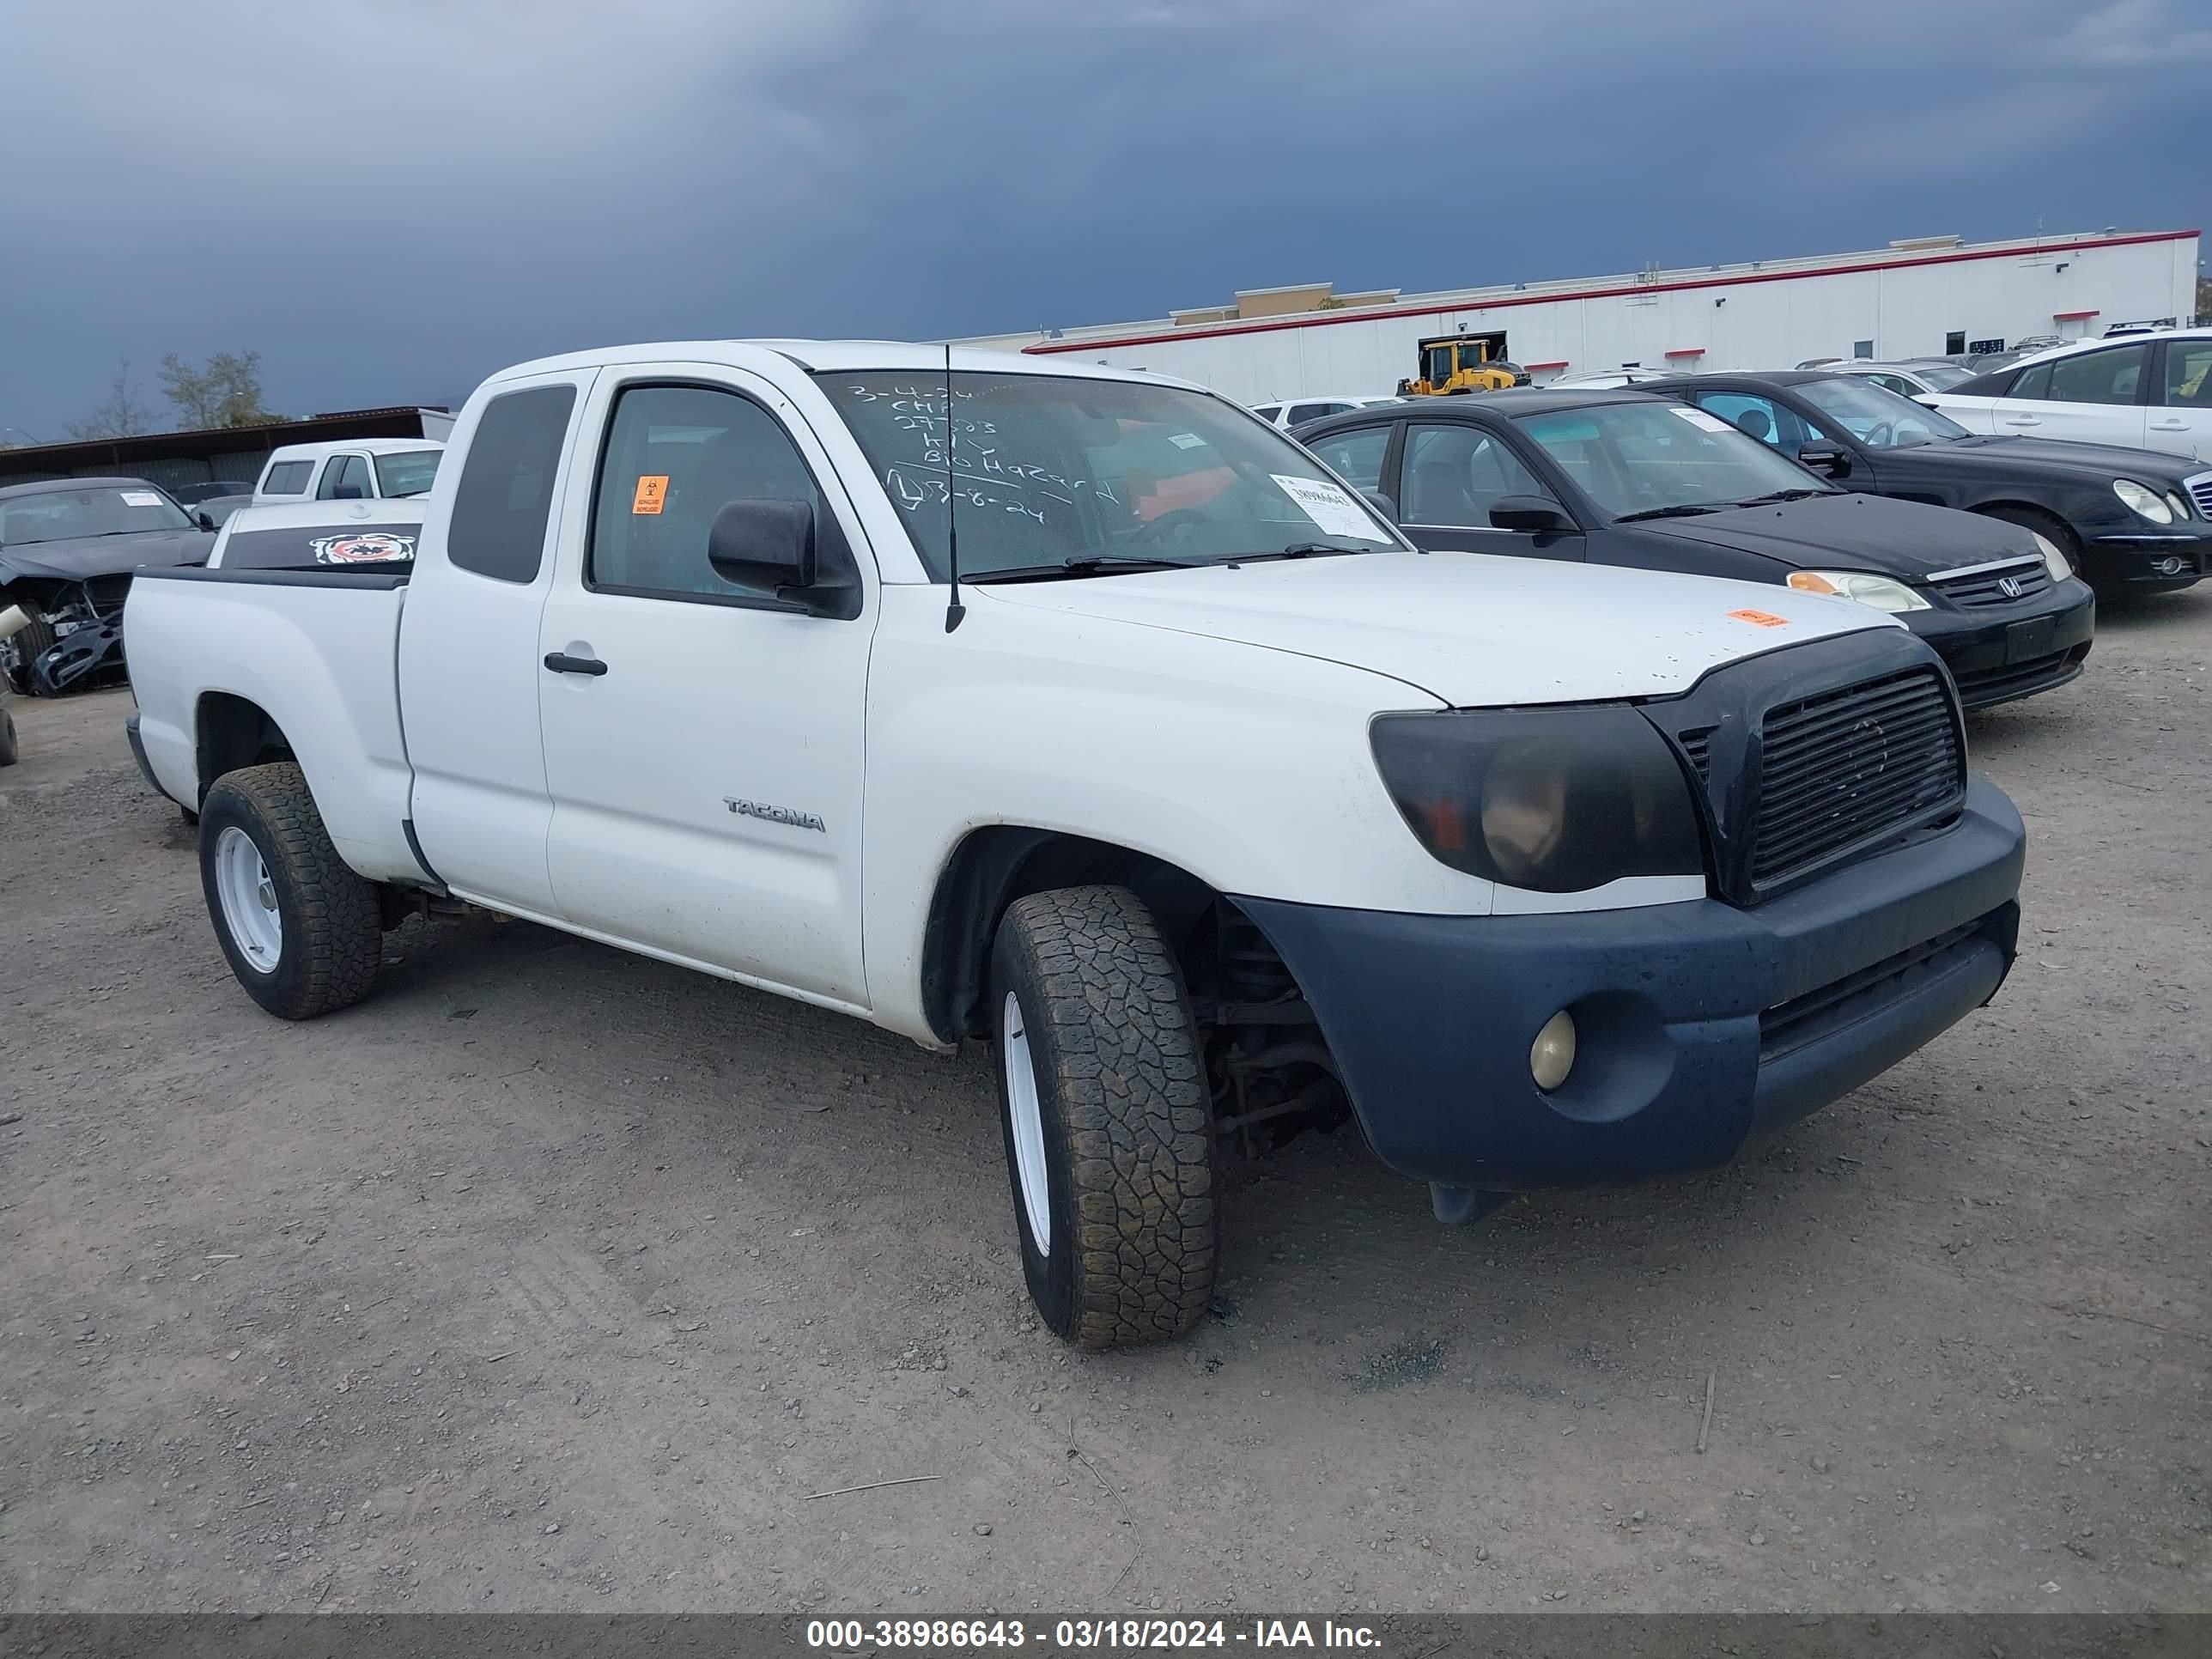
1402 423 1553 528
589 384 824 605
1691 392 1820 453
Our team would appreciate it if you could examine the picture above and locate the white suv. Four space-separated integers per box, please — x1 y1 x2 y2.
1929 329 2212 461
1253 393 1399 428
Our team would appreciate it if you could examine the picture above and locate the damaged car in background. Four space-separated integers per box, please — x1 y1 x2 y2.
0 477 215 695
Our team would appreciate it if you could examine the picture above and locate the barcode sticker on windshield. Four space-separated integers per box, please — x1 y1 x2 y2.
1167 432 1207 450
121 489 164 507
1670 406 1735 434
1270 474 1387 541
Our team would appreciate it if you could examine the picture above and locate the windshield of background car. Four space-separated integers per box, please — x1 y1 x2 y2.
1796 376 1971 448
816 371 1402 578
373 450 442 497
1511 400 1828 519
1911 363 1974 391
0 485 194 545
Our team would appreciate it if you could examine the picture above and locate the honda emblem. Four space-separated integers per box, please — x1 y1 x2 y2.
1997 575 2023 599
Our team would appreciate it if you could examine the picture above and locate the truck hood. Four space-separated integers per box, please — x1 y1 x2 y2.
1631 489 2033 578
0 527 214 585
973 550 1893 707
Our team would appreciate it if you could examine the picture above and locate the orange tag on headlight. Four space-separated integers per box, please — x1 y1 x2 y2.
1727 608 1790 628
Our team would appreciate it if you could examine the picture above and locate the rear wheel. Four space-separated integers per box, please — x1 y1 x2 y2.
0 704 16 767
1979 504 2082 580
198 763 383 1019
989 884 1217 1349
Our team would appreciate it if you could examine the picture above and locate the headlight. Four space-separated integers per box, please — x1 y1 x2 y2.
2166 490 2193 521
1785 570 1932 613
2114 479 2174 523
1369 706 1705 892
2032 533 2073 582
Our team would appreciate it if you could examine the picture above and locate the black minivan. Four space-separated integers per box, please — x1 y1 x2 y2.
1294 388 2095 710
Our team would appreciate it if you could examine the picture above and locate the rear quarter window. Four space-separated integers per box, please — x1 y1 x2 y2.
446 386 578 583
260 460 313 495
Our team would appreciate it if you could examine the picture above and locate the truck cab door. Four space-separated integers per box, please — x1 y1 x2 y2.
401 373 597 917
533 368 876 1009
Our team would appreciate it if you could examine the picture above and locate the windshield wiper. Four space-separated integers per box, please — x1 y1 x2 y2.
1228 540 1376 562
1614 503 1725 522
1732 488 1832 506
968 555 1202 584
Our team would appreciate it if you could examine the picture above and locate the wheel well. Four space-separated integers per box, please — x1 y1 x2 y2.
921 828 1218 1043
195 693 295 805
1971 500 2075 540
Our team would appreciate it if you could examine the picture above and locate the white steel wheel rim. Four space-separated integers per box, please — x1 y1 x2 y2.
1001 990 1052 1256
215 825 283 973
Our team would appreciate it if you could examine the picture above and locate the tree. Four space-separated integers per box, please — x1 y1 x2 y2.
159 349 280 428
64 358 156 440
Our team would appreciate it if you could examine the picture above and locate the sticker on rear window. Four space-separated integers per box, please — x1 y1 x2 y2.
1728 608 1790 628
632 475 669 515
1269 474 1388 541
1671 406 1735 434
120 489 164 507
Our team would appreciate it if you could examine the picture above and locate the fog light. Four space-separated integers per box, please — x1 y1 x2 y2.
1530 1009 1577 1091
2156 555 2187 575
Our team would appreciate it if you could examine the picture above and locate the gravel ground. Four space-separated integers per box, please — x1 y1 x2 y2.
1 599 2207 1617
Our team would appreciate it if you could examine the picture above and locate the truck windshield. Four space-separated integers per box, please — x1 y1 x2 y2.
372 449 442 497
815 370 1401 580
0 484 194 545
1513 402 1835 520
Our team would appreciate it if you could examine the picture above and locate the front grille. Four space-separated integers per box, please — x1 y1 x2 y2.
86 574 133 618
1747 665 1965 890
1680 726 1714 781
1759 921 1983 1059
2185 471 2212 520
1930 557 2051 608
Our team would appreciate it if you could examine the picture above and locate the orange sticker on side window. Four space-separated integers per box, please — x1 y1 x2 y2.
1727 608 1790 628
631 475 669 515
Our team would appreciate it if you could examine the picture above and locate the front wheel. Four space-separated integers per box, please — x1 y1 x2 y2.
198 763 383 1019
990 885 1217 1349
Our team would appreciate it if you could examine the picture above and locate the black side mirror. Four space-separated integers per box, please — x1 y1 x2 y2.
1490 494 1571 533
706 497 860 619
1361 489 1399 521
1797 444 1851 477
195 510 216 531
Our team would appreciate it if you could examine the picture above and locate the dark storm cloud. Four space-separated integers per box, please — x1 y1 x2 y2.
3 0 2203 436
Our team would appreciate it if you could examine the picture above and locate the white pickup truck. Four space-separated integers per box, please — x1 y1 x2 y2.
124 341 2027 1348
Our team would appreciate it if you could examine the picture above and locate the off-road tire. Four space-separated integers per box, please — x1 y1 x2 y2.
990 884 1217 1348
3 603 55 695
198 763 382 1019
0 705 16 767
1979 504 2084 581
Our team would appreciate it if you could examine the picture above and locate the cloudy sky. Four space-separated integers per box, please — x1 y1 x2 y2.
3 0 2205 439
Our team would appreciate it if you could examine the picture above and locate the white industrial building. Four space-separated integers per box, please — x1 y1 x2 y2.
965 228 2200 402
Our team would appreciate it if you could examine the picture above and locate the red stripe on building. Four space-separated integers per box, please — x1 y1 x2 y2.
2052 309 2101 320
1664 347 1706 359
1024 230 2198 356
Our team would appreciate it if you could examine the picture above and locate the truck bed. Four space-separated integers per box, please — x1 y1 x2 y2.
124 567 429 883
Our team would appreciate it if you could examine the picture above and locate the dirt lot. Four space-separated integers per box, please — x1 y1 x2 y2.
2 604 2208 1619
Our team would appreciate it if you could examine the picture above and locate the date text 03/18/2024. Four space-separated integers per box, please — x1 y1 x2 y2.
805 1619 1383 1650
